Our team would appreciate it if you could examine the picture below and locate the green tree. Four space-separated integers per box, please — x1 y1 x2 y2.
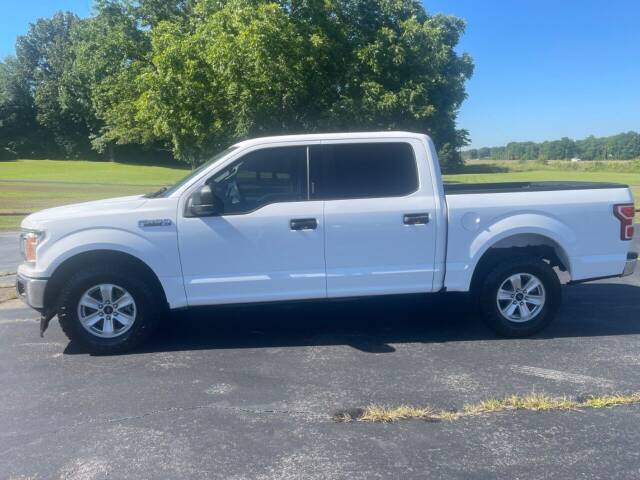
14 12 91 157
0 57 55 158
468 132 640 161
478 146 490 159
126 0 311 165
66 1 151 157
3 0 475 166
98 0 473 167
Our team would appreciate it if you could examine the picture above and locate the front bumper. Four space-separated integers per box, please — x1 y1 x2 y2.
622 252 638 277
16 273 48 310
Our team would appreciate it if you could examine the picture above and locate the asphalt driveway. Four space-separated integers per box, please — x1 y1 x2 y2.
1 232 640 479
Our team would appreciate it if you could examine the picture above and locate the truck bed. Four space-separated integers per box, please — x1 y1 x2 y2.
444 181 628 195
442 180 634 291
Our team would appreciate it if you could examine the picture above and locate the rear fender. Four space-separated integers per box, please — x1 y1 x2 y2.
464 213 575 291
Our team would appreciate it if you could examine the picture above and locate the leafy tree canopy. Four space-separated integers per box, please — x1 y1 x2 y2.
1 0 473 169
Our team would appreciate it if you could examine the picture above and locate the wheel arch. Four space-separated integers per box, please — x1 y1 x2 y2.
44 250 168 311
469 233 570 294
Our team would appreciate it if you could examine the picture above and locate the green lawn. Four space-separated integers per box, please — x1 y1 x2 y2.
0 160 188 231
0 159 188 185
0 158 638 232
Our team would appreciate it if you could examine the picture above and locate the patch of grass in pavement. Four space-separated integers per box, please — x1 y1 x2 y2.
359 405 436 423
335 392 640 423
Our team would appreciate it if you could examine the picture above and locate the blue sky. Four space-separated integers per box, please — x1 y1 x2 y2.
1 1 639 148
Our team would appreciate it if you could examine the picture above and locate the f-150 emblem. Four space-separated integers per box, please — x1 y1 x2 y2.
138 219 173 227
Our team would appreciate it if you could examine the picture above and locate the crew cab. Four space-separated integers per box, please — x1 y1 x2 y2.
16 132 637 353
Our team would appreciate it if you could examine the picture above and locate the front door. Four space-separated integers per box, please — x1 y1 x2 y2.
178 145 326 306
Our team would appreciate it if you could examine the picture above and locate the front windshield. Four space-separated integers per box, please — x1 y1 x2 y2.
151 146 238 198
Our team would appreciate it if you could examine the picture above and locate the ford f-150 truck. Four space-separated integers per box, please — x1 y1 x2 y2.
16 132 637 353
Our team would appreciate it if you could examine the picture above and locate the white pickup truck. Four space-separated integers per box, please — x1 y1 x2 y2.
16 132 637 353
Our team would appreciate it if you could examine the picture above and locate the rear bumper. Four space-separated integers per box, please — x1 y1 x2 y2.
622 252 638 277
15 273 48 310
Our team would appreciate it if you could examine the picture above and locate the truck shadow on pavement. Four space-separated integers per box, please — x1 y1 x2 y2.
62 282 640 355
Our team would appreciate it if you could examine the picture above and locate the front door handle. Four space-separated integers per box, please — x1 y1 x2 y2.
290 218 318 230
403 213 430 225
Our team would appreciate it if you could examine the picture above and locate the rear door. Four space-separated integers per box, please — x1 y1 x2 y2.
313 140 438 297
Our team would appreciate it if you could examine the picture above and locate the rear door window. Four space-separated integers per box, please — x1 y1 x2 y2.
312 143 418 200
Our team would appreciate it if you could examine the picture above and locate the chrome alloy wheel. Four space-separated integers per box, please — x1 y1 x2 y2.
496 273 546 323
77 284 137 338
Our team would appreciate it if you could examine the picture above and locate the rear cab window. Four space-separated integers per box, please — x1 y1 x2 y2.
311 142 418 200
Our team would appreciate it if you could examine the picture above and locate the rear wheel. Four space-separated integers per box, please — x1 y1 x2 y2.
58 265 161 354
479 256 561 337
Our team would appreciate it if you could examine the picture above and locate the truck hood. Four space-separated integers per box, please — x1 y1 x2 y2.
22 195 148 229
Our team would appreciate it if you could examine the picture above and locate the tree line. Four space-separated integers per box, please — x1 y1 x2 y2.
464 131 640 161
0 0 473 168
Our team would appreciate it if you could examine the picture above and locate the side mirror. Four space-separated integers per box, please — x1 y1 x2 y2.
186 184 223 217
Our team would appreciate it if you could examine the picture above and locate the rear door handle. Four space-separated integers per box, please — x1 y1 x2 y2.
403 213 430 225
290 218 318 230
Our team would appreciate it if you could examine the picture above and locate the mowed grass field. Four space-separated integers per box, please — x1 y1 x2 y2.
0 160 188 231
450 159 640 198
0 158 638 231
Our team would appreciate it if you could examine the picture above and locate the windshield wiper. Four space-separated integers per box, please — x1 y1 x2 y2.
144 186 168 198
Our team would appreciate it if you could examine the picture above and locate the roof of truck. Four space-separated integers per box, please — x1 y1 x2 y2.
232 131 430 148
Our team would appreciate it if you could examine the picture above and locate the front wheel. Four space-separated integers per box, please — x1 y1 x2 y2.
57 265 161 354
479 255 561 337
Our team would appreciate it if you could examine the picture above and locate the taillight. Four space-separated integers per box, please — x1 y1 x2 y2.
613 204 635 241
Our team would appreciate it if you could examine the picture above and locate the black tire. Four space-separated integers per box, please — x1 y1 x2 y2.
478 255 561 337
57 264 162 354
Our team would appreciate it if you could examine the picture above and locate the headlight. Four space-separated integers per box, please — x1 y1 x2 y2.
20 230 44 263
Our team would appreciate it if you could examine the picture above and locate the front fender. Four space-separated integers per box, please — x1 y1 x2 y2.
19 226 187 309
37 227 178 278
